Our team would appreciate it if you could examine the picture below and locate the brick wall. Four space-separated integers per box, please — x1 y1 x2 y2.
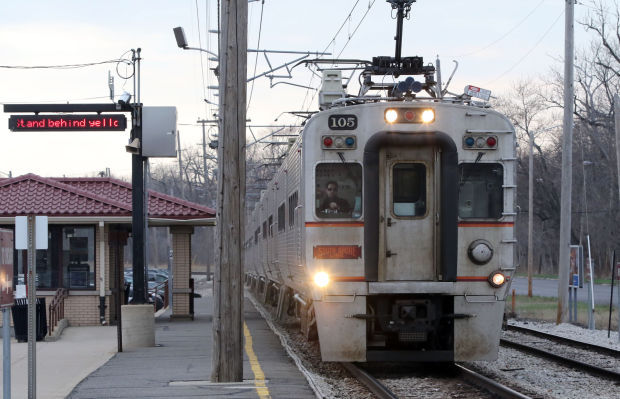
171 226 193 317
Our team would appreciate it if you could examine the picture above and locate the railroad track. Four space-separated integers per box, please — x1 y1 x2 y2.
341 362 533 399
504 324 620 357
500 338 620 381
341 362 398 399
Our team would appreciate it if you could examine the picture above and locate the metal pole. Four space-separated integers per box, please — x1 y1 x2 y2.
528 130 534 297
557 0 574 324
198 119 211 281
3 307 10 399
130 48 146 305
27 215 36 398
177 130 184 198
586 234 595 329
608 250 615 338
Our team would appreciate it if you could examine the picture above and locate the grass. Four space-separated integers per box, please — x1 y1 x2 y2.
506 293 619 330
513 272 614 285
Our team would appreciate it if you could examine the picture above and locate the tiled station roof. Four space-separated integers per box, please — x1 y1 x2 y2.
0 174 215 219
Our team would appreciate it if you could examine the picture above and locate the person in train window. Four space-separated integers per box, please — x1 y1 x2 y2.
319 181 351 214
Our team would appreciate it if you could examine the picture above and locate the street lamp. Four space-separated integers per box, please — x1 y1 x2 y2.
173 27 218 57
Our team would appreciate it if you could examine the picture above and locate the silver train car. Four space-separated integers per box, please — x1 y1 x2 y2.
245 2 516 363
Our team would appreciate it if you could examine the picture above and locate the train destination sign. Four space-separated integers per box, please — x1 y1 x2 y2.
8 114 127 132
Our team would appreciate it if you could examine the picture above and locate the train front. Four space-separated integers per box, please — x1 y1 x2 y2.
302 98 516 362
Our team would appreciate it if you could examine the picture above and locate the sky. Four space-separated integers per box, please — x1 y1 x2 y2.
0 0 598 179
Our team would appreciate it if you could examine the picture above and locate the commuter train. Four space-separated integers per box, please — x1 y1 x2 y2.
244 1 516 363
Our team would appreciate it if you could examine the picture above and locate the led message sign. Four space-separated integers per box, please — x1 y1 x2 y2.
8 114 127 132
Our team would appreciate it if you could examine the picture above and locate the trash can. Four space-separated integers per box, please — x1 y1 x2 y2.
11 297 47 342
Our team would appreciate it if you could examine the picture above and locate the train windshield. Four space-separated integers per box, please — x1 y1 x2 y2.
458 163 503 219
315 163 362 218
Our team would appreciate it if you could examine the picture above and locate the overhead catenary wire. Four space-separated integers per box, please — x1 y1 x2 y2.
247 0 266 113
195 0 209 119
0 59 131 70
452 0 547 58
485 9 564 85
301 0 377 115
298 0 376 120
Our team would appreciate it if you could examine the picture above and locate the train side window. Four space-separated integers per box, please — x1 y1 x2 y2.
288 191 298 228
458 163 503 219
392 163 426 217
268 215 274 237
262 221 267 239
277 204 285 232
315 163 362 219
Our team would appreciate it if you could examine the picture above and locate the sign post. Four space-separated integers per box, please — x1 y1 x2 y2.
1 229 14 399
16 216 47 399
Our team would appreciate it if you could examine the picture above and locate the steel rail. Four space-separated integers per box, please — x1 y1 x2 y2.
500 338 620 381
454 364 532 399
341 363 398 399
504 324 620 357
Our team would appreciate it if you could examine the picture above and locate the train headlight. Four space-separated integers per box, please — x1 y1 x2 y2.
488 271 506 288
385 109 398 124
421 109 435 123
468 240 493 265
313 271 330 288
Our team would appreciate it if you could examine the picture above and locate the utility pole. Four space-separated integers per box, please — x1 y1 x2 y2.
528 130 534 297
557 0 574 324
212 0 247 383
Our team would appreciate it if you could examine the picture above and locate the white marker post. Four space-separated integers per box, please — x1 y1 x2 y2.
1 228 14 399
15 216 47 399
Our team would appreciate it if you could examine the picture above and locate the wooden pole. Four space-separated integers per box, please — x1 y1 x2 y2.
212 0 247 382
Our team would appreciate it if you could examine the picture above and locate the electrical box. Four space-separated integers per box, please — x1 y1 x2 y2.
319 70 346 110
142 106 177 158
0 229 14 307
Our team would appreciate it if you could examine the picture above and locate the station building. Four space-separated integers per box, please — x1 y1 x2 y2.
0 173 215 327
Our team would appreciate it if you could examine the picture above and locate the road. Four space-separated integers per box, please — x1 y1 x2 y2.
510 277 618 305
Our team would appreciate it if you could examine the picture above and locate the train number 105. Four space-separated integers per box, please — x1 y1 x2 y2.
328 115 357 130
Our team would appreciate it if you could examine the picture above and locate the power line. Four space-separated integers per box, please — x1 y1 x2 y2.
486 9 564 85
0 59 131 69
301 0 377 115
297 0 367 119
453 0 547 58
195 0 209 119
247 0 266 113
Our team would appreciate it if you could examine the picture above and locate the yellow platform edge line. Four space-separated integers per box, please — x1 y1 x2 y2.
244 322 271 399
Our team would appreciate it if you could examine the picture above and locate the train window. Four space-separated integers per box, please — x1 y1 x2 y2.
254 229 259 244
288 191 298 228
268 215 274 237
315 163 362 218
458 163 503 219
392 163 426 217
277 204 285 232
262 221 267 239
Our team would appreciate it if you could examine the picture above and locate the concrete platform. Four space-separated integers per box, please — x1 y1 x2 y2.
67 282 317 398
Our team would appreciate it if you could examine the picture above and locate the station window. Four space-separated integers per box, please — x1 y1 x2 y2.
315 163 362 218
458 163 503 219
16 225 96 290
392 163 426 217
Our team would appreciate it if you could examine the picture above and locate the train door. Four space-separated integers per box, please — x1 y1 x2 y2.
382 146 436 281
